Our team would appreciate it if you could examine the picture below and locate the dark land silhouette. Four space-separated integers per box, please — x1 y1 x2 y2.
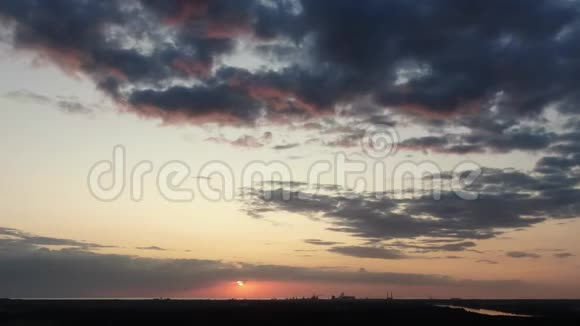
0 298 579 325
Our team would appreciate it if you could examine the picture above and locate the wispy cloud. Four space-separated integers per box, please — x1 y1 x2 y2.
554 252 575 259
328 246 407 260
3 90 96 115
304 239 343 246
206 132 272 148
506 252 541 259
136 246 167 251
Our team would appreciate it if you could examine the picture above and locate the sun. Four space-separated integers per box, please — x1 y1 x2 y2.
236 280 246 287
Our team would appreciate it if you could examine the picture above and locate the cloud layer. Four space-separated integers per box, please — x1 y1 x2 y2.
243 163 580 254
2 0 580 133
0 226 522 297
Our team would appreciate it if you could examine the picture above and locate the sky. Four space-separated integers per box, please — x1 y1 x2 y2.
0 0 579 299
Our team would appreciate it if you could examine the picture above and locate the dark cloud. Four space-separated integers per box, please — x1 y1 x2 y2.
400 127 555 154
0 227 114 251
534 130 580 178
0 1 125 53
306 0 579 116
273 143 300 150
401 136 450 152
244 188 538 243
136 246 167 251
328 246 407 260
243 162 580 251
55 100 94 115
476 259 499 265
303 239 342 246
423 255 465 260
3 0 580 132
325 133 364 148
554 252 575 259
506 251 541 259
128 85 261 125
388 241 477 253
0 226 523 297
396 106 561 154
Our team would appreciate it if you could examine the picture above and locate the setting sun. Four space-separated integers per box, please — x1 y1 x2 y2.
236 281 246 287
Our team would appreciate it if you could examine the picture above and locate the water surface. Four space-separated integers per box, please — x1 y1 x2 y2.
438 305 533 317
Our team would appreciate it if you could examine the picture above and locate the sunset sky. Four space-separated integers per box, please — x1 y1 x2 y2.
0 0 579 299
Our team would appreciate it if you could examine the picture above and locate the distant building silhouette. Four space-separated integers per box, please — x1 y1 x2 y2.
337 292 356 300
